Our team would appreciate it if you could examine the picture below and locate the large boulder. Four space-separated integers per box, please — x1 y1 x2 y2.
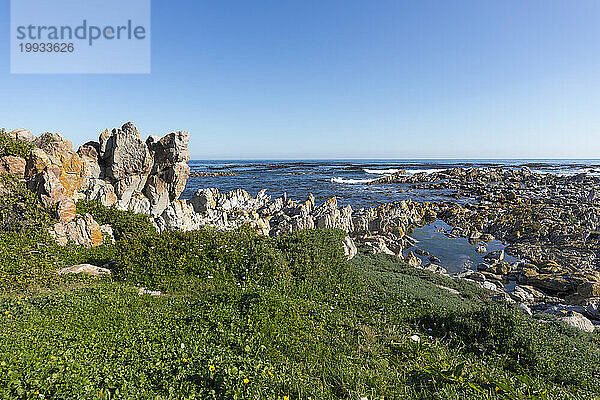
156 200 205 232
83 179 117 206
49 213 104 248
343 236 357 260
31 165 66 207
0 155 26 178
557 311 596 333
32 132 86 196
99 122 153 181
57 263 111 277
144 161 190 216
8 129 35 142
57 197 76 222
148 130 191 170
77 141 102 179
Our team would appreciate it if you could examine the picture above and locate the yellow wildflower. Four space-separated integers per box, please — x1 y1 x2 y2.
4 311 8 315
284 396 290 400
50 356 56 360
243 378 250 384
209 365 215 372
182 358 187 363
268 370 273 377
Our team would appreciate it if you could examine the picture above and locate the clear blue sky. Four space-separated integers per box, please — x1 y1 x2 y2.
1 0 599 159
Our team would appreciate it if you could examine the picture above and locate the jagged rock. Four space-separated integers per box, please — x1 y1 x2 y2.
57 197 76 222
113 175 148 206
343 236 357 260
49 213 104 248
149 130 191 170
84 179 117 206
143 131 191 216
156 200 205 232
145 162 190 216
77 142 102 179
57 263 111 277
247 217 271 236
313 197 353 231
32 132 86 196
99 122 153 181
32 166 66 206
145 135 161 150
8 129 35 142
404 251 422 267
125 192 151 215
0 155 26 178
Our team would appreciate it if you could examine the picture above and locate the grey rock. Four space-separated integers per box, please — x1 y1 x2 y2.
342 236 357 260
99 122 153 181
57 263 111 277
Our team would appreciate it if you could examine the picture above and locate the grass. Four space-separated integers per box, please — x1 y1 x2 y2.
0 171 600 398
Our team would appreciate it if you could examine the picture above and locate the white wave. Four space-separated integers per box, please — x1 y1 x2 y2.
331 177 374 184
532 167 600 177
405 168 445 175
363 168 403 175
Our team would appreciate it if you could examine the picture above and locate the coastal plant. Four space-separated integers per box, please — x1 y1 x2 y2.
0 174 53 232
415 301 600 390
1 191 600 399
76 199 157 240
0 128 33 159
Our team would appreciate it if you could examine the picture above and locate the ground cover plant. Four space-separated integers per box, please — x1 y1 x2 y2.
1 160 600 398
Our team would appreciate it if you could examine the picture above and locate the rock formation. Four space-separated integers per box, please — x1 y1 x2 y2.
6 122 191 247
8 122 600 329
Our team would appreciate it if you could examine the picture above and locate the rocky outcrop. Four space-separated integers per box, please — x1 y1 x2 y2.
49 213 108 248
31 132 87 197
0 155 26 178
72 123 191 217
8 129 35 142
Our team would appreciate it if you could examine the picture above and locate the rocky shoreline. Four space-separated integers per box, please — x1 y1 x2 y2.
3 122 600 331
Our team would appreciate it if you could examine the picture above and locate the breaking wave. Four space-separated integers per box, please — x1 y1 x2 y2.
405 168 445 175
331 177 374 184
363 168 403 175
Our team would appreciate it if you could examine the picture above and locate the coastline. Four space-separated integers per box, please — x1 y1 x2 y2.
2 124 600 397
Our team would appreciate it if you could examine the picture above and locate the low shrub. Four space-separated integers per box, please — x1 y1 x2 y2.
0 128 33 159
0 175 54 232
415 301 600 390
76 200 156 240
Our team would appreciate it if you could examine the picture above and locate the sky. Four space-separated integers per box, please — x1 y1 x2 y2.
1 0 599 159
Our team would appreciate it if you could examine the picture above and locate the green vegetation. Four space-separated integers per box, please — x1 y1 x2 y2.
1 179 600 398
0 128 34 159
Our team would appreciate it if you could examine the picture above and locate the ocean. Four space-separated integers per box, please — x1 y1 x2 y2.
182 159 600 207
181 159 598 273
